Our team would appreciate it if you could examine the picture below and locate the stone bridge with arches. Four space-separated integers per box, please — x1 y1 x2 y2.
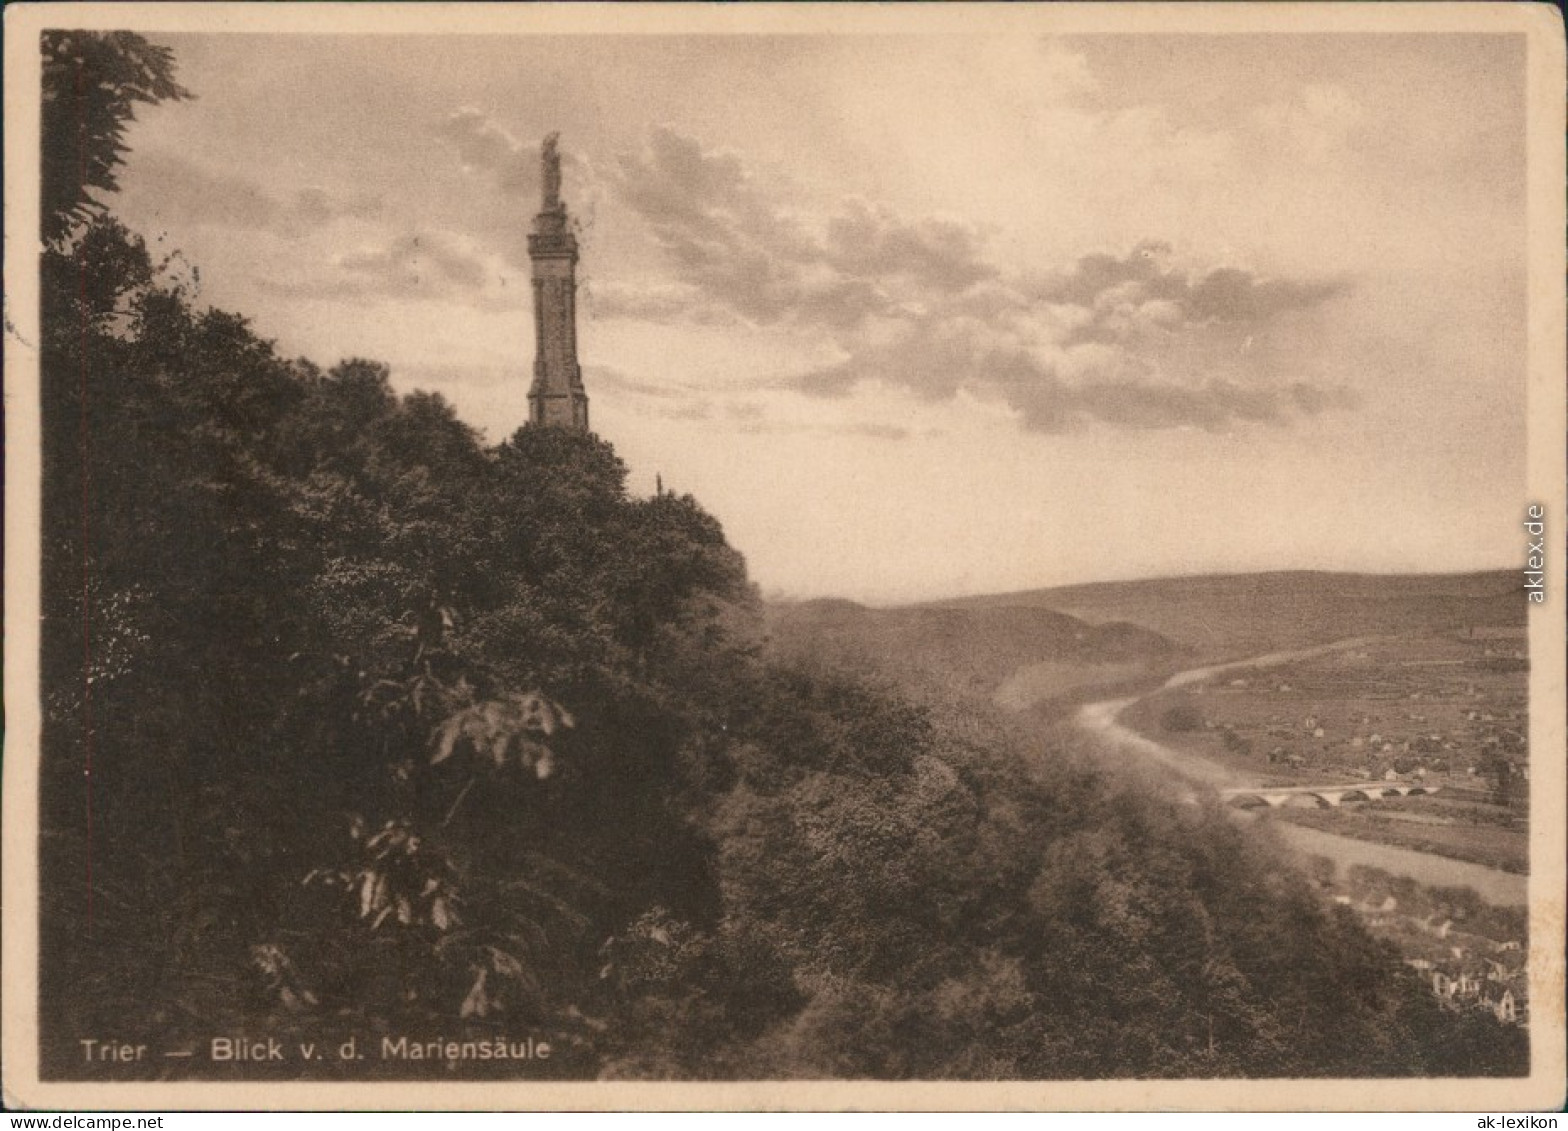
1220 782 1441 809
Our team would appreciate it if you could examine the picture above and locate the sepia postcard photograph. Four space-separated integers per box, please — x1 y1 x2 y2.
3 1 1564 1113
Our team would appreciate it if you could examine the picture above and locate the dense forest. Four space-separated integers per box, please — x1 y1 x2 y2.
35 32 1525 1079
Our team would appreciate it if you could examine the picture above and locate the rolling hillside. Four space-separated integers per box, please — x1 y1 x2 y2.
765 599 1185 703
933 570 1524 664
769 571 1525 710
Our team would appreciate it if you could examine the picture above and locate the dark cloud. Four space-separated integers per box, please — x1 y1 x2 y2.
617 127 820 263
129 151 382 236
778 227 1355 432
611 127 990 331
434 108 545 198
1185 267 1346 323
613 128 822 325
791 311 1359 434
1033 240 1179 307
1033 241 1350 347
824 198 998 291
793 316 1035 405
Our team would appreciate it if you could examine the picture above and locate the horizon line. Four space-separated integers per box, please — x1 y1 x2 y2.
763 563 1526 610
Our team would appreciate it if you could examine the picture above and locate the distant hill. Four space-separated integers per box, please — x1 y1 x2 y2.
932 570 1525 664
768 570 1525 710
765 599 1185 704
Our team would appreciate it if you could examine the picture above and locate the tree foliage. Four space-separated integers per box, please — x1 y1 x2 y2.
41 31 192 246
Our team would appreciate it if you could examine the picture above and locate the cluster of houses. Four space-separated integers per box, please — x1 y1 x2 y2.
1404 944 1526 1025
1195 688 1529 791
1337 891 1529 1026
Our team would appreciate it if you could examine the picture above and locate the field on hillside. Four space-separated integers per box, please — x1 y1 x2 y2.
1121 629 1530 873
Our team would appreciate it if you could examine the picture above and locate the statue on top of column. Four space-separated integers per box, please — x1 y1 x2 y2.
541 132 562 211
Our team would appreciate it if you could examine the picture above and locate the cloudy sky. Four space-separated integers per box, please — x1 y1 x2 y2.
108 28 1528 603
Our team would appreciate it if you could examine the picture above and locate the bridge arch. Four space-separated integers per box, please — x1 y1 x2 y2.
1224 791 1284 809
1220 782 1441 808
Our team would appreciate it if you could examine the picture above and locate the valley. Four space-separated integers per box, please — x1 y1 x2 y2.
773 569 1534 1032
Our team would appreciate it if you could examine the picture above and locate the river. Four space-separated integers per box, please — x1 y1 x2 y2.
1073 639 1528 907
